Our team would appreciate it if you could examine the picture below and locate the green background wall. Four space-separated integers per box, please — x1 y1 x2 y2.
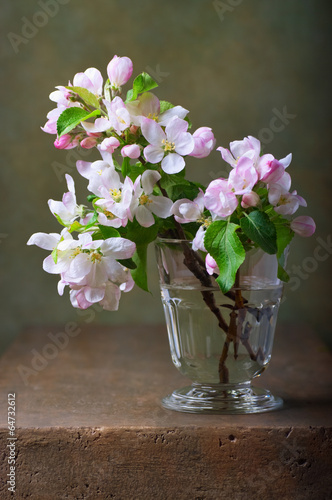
1 0 331 353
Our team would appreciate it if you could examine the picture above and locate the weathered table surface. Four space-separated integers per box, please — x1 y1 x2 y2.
0 323 331 500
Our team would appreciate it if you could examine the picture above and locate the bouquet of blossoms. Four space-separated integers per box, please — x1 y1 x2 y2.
28 55 316 312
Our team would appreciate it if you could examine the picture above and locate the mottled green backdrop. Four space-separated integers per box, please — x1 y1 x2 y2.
1 0 331 352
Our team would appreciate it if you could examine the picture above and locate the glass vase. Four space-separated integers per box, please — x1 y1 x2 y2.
155 238 286 414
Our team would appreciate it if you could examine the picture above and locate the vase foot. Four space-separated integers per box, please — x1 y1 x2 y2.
162 382 283 415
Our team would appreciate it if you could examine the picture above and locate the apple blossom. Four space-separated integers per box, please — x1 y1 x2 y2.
268 186 307 215
77 159 113 195
189 127 216 159
290 216 316 237
97 137 120 163
126 92 189 127
142 116 194 174
48 174 85 225
241 191 260 209
121 144 141 159
54 134 77 150
80 137 98 149
94 167 133 221
217 136 261 168
103 97 131 134
205 254 219 276
204 179 238 217
107 55 133 90
130 170 173 227
171 189 205 224
228 157 258 195
72 67 103 96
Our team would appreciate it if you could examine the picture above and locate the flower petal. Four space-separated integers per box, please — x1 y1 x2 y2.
141 117 165 145
161 153 185 174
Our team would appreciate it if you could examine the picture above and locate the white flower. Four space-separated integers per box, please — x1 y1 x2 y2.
130 170 173 227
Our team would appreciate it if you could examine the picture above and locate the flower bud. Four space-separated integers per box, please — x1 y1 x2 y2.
80 137 98 149
107 55 133 89
290 216 316 237
241 191 260 208
99 137 120 154
54 134 75 150
189 127 216 158
121 144 141 159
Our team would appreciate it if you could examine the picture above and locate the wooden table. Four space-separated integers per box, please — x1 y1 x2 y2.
0 323 331 499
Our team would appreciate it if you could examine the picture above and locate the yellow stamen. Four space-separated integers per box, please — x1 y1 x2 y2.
147 112 159 121
104 210 116 219
161 138 176 152
139 194 152 205
90 251 102 263
110 188 122 202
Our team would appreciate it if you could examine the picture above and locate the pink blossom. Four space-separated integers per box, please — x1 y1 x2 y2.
126 92 188 127
217 136 261 168
72 67 103 96
204 179 238 217
48 174 84 224
130 170 173 227
268 186 307 215
257 153 292 182
121 144 141 159
76 159 113 195
54 134 76 150
97 137 120 163
80 137 98 149
42 106 65 134
107 55 133 89
189 127 216 159
192 226 206 252
228 157 258 195
94 167 133 223
171 189 205 223
103 97 131 134
241 191 260 209
206 254 219 276
142 117 194 174
290 216 316 237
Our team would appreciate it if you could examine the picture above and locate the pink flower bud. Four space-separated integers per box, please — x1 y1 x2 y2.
54 134 75 150
130 125 139 135
241 191 260 208
290 216 316 237
121 144 141 159
206 254 219 276
189 127 216 158
80 137 98 149
107 55 133 89
99 137 120 153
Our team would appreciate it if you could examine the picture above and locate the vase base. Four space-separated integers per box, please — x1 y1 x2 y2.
162 382 283 415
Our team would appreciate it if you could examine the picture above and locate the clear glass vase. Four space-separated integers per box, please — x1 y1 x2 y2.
155 238 286 414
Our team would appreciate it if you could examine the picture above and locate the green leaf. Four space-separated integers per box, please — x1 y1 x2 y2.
168 182 200 202
130 244 150 292
51 247 58 264
277 263 290 282
87 194 98 203
99 225 120 240
274 219 294 259
121 156 130 178
57 108 101 137
66 86 100 109
159 170 187 190
204 220 246 293
125 219 159 246
68 220 83 233
126 72 158 102
117 258 137 270
159 100 174 113
83 211 99 230
240 210 277 255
